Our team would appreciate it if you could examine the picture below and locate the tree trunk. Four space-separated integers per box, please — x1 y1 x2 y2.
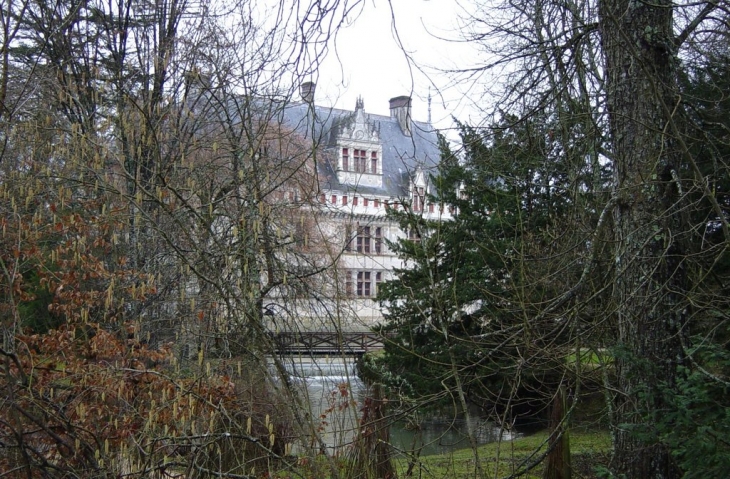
349 383 396 479
599 0 688 477
543 385 571 479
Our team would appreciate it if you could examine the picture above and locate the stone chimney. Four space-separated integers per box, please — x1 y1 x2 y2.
184 70 211 95
389 96 411 136
300 81 316 104
183 70 213 112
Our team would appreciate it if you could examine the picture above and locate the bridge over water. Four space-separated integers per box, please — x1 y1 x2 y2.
269 331 386 355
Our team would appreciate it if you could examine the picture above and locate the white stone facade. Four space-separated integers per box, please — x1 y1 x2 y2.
281 90 451 331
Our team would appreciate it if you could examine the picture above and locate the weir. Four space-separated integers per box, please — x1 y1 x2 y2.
274 356 365 452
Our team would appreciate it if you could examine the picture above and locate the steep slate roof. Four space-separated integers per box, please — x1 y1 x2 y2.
281 101 441 198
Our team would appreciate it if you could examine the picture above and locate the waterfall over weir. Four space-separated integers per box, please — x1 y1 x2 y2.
284 357 359 382
272 356 365 453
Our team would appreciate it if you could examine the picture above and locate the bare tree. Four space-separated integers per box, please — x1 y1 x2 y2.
0 0 365 476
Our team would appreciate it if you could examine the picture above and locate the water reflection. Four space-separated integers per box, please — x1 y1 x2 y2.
390 415 518 457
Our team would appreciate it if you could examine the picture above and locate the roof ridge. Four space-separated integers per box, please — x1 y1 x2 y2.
285 101 434 127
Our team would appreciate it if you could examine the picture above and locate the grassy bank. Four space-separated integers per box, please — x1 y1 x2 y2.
275 428 611 479
394 428 612 479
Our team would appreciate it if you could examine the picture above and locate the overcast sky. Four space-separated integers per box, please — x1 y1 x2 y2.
311 1 482 132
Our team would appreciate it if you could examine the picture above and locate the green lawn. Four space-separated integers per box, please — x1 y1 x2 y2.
275 428 611 479
392 428 611 479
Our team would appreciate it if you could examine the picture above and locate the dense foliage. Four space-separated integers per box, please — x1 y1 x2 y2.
373 115 608 422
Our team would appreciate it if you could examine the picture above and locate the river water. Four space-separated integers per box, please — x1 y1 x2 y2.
280 356 518 457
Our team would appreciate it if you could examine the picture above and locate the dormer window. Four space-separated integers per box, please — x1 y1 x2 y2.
334 99 383 186
339 147 381 175
354 149 367 173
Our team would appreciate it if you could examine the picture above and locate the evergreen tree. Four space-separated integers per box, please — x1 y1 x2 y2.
644 51 730 479
373 114 606 420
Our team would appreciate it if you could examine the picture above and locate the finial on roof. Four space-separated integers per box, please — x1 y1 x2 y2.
356 96 364 111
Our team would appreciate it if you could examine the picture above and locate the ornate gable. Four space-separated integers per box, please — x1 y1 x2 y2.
333 97 383 188
337 97 380 143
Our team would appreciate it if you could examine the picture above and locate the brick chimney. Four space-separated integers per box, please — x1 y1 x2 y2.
300 81 315 104
389 96 412 136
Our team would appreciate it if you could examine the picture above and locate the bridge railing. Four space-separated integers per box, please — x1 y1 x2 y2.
269 331 387 355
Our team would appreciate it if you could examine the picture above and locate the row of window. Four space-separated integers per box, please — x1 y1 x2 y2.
320 194 383 208
342 148 378 174
322 193 441 215
344 270 383 297
317 191 447 216
272 188 440 216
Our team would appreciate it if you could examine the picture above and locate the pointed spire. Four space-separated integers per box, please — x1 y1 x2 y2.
355 96 364 111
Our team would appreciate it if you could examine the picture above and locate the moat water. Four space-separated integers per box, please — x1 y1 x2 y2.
280 356 518 456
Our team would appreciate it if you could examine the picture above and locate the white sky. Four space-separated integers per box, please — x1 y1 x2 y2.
311 0 482 132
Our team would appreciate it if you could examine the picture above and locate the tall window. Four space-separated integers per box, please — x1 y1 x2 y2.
375 272 383 295
357 271 371 297
374 227 383 254
345 224 352 251
413 187 425 212
294 219 308 248
342 148 349 171
354 149 367 173
408 228 421 243
371 151 378 174
357 226 371 253
345 271 353 296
